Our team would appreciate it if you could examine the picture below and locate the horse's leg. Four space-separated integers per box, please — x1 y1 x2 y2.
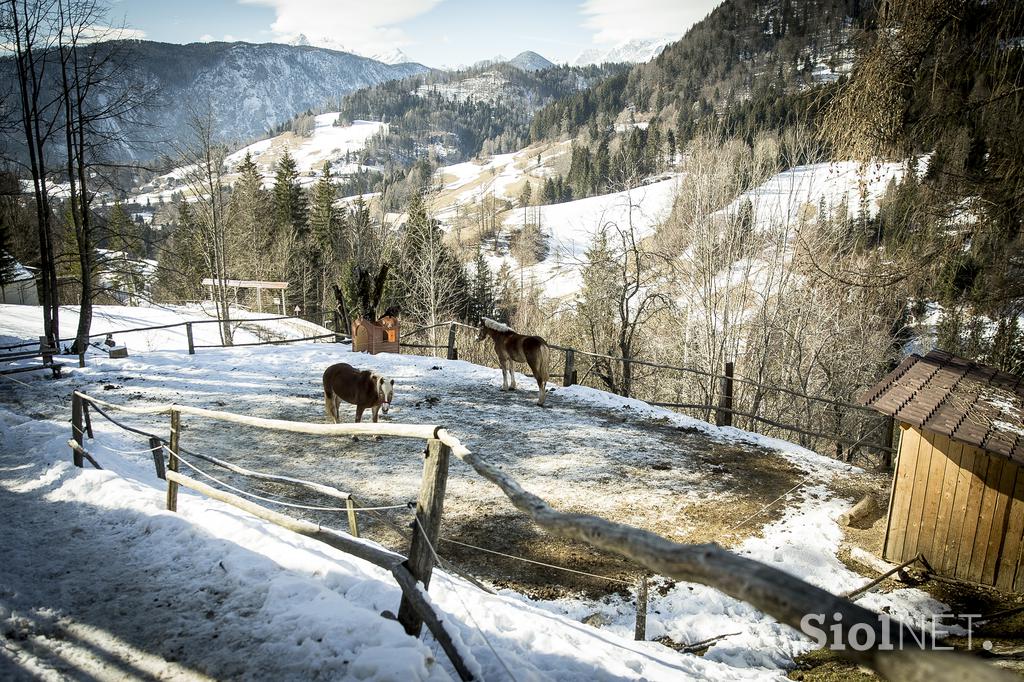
352 405 364 441
371 405 382 441
498 354 509 390
324 391 335 423
509 359 517 391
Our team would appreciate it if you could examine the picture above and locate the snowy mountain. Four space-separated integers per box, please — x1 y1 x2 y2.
572 38 674 66
369 48 413 65
507 51 556 72
0 40 429 160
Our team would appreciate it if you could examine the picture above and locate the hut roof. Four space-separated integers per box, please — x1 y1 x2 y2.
860 350 1024 464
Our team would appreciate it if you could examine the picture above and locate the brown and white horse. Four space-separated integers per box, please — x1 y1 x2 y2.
476 317 549 406
322 363 395 427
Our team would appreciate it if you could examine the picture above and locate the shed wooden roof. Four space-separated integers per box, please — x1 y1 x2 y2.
860 350 1024 465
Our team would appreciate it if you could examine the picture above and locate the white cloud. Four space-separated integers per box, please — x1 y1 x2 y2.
579 0 719 45
223 34 236 42
199 34 215 42
241 0 441 55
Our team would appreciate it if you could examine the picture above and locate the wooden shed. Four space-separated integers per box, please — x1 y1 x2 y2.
352 316 400 355
861 350 1024 591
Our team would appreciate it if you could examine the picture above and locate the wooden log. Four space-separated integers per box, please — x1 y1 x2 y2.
74 391 439 441
66 440 102 470
347 498 360 538
149 437 165 480
71 392 84 468
634 574 648 641
163 470 473 681
432 429 1011 681
398 439 451 637
842 554 923 600
839 494 880 529
186 322 195 355
166 409 181 512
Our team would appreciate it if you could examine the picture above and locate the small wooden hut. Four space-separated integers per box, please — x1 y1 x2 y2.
352 315 400 354
861 350 1024 591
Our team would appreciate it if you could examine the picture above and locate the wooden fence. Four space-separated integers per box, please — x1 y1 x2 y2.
400 321 896 467
67 390 1011 681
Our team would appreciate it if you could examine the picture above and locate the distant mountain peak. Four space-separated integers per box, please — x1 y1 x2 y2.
573 37 676 66
369 48 411 65
508 50 555 72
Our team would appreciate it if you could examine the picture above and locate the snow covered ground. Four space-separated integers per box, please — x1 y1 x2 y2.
1 305 952 680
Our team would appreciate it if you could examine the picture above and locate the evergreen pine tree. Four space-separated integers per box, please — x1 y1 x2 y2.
469 248 496 323
273 150 306 238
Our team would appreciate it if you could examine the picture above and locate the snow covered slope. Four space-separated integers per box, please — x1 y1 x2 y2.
130 116 385 204
1 305 953 680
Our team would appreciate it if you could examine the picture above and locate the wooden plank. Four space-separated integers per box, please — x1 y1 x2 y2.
917 432 951 563
969 455 1005 583
932 439 965 575
956 449 993 581
997 472 1024 591
885 426 920 561
902 428 936 560
944 442 977 576
982 460 1018 586
397 438 451 637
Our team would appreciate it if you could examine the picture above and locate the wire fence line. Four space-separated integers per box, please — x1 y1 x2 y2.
399 320 894 464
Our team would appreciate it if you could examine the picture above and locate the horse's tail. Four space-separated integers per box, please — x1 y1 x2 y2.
538 342 550 383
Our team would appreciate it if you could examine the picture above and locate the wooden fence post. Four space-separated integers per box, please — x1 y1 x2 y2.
78 352 86 367
150 437 166 480
186 323 195 355
446 324 458 361
634 574 648 641
70 392 84 467
346 498 360 538
715 361 734 427
397 438 451 637
40 336 52 365
881 416 895 470
563 348 576 387
333 310 344 343
82 401 94 439
166 409 181 511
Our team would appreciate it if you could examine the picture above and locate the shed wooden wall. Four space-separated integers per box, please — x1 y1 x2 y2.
885 424 1024 591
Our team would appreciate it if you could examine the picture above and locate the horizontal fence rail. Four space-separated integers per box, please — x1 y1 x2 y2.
66 391 1010 682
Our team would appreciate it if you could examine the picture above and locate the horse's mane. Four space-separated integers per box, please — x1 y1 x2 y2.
481 317 514 333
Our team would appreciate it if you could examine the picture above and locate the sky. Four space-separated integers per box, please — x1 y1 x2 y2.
106 0 722 67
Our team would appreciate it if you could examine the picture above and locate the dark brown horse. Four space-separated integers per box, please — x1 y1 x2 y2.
322 363 395 425
476 317 549 405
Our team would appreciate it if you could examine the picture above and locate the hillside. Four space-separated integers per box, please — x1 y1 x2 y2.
0 40 428 161
0 304 951 678
531 0 872 143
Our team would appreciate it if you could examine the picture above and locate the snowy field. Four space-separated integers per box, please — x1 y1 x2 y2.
1 305 952 680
